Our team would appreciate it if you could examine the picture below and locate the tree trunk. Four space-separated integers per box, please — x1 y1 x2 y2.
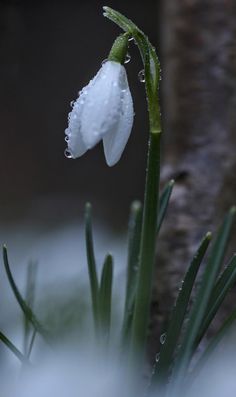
149 0 236 358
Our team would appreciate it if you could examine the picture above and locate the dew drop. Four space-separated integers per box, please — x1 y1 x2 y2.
124 53 131 64
101 58 108 66
155 353 160 363
138 69 145 83
65 136 69 143
160 333 166 345
70 100 75 108
64 148 72 159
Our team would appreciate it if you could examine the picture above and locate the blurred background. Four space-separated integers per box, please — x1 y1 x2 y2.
0 0 160 228
1 0 236 360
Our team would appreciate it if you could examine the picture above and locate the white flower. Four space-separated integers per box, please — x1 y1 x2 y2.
65 60 134 166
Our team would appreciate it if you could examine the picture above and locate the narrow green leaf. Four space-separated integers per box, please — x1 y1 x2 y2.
99 254 113 339
3 246 50 343
169 207 236 392
27 329 37 359
157 180 174 234
153 232 211 385
85 203 99 329
196 254 236 345
188 306 236 386
122 201 142 343
23 261 37 355
0 330 29 364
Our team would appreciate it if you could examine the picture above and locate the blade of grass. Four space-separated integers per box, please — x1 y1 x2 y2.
3 246 50 343
157 180 174 234
99 254 113 340
23 261 37 355
153 232 211 386
27 329 37 359
85 203 99 330
168 207 236 393
196 254 236 346
0 330 29 364
187 305 236 387
122 201 142 344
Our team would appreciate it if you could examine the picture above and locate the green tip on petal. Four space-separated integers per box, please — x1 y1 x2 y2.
108 33 130 64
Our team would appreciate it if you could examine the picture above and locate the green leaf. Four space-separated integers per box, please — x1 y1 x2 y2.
23 261 37 356
27 329 37 359
157 180 174 234
85 203 99 329
189 306 236 385
0 330 29 364
99 254 113 340
122 201 142 344
196 254 236 345
153 232 211 385
168 207 236 392
3 246 50 343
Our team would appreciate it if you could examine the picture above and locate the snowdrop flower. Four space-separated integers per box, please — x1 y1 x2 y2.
65 34 134 166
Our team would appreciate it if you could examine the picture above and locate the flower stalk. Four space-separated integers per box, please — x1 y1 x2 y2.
103 7 162 364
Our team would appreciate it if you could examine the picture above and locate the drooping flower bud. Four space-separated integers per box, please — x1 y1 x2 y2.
65 34 134 166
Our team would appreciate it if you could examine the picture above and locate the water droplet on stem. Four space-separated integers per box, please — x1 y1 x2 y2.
124 53 131 64
138 69 145 83
160 333 166 345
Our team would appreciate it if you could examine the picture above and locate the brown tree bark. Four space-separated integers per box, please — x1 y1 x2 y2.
149 0 236 358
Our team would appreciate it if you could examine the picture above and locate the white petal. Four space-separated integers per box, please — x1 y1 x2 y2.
103 73 134 167
65 61 134 162
65 90 88 158
80 61 126 150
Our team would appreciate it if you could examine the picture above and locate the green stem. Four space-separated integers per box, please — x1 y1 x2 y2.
130 130 161 360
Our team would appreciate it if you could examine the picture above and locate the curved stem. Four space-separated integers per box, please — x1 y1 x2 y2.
103 7 162 366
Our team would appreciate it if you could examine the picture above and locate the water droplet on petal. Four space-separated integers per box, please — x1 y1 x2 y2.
70 100 75 108
64 148 73 159
101 58 108 66
138 69 145 83
160 333 166 345
155 353 160 363
124 53 131 64
65 136 69 143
